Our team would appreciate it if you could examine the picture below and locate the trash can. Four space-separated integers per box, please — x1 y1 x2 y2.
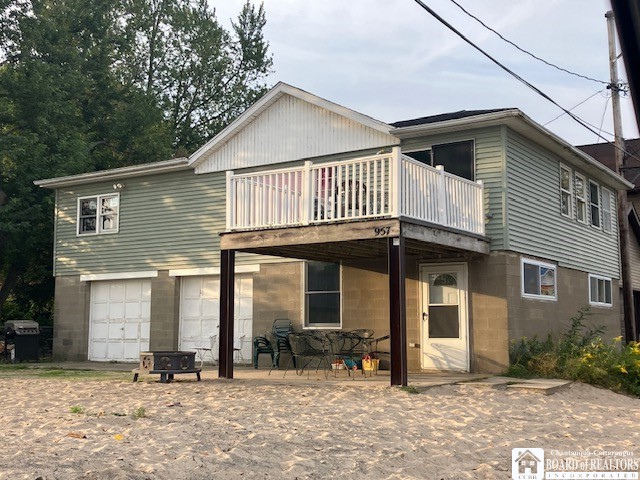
3 320 40 362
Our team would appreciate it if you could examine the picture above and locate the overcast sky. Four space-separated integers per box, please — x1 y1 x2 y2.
214 0 639 147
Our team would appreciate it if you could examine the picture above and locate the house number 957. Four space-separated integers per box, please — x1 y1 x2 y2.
374 226 391 236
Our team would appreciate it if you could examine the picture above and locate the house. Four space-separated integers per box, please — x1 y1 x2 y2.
515 449 542 475
35 82 632 385
577 138 640 339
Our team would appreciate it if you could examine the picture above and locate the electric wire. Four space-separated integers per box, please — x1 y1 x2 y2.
412 0 640 164
448 0 610 85
543 89 607 126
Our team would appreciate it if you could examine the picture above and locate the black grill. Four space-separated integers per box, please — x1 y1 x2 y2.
3 320 40 362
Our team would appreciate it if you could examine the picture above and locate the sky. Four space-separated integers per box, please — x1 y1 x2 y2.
213 0 639 147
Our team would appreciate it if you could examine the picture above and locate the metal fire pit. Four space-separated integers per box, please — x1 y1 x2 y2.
134 351 200 383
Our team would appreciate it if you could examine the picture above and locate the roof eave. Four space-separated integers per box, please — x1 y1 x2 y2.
34 157 190 189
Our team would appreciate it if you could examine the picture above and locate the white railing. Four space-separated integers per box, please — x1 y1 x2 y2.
226 147 485 236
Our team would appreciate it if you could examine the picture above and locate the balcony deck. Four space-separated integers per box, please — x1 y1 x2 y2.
221 147 490 259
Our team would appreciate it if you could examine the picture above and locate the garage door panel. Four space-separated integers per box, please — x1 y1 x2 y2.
125 282 141 301
237 297 252 318
107 342 124 359
92 304 109 322
92 322 108 339
109 283 125 302
91 342 108 360
124 322 139 338
108 302 124 320
202 299 218 317
92 283 110 303
140 322 150 341
125 302 141 319
202 278 219 297
141 300 150 318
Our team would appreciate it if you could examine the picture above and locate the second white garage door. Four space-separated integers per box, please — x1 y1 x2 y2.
179 275 253 363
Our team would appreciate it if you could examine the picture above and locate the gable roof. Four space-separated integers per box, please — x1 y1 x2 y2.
188 82 395 168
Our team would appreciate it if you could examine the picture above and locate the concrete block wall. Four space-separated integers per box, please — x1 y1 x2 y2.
506 253 622 342
52 275 91 361
149 271 179 350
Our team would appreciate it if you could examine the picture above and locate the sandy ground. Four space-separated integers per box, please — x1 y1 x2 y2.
0 374 638 480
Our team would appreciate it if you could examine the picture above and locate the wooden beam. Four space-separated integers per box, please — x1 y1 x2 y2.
218 250 235 379
221 219 401 251
402 221 490 255
388 236 408 386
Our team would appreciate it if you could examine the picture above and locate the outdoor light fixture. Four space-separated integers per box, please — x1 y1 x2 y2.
113 183 125 190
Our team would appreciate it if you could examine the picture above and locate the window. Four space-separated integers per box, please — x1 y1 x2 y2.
589 180 600 228
77 194 119 235
574 173 587 224
521 258 557 300
405 140 475 181
560 164 573 218
589 274 612 307
601 187 613 233
304 261 341 328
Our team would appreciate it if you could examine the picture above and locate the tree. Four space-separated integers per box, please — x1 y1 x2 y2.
0 0 272 321
117 0 272 151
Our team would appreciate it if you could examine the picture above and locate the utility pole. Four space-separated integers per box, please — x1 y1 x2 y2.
606 11 636 342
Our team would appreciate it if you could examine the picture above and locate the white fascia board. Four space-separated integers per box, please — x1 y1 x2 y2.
392 109 633 191
34 158 190 189
188 82 393 167
80 271 159 282
168 264 261 277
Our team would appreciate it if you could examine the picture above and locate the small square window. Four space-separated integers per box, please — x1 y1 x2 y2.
77 194 120 235
304 261 341 328
589 274 612 307
521 258 557 300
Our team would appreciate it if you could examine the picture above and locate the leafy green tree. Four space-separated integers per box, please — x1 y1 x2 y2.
117 0 272 152
1 0 272 321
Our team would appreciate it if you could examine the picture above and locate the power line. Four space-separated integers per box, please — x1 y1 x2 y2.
411 0 640 163
448 0 610 85
596 95 612 142
543 89 606 126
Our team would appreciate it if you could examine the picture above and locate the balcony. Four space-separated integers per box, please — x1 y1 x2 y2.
225 147 485 237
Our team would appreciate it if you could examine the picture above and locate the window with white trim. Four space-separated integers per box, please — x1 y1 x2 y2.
589 274 612 307
77 194 119 235
521 258 557 300
304 261 341 328
589 180 600 228
574 172 587 224
560 164 573 217
601 187 613 233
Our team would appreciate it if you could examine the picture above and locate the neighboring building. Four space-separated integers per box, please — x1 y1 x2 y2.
577 138 640 338
36 83 631 381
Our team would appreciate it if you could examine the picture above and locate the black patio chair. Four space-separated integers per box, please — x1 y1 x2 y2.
284 332 330 379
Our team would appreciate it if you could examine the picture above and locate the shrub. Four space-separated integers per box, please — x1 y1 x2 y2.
508 306 640 397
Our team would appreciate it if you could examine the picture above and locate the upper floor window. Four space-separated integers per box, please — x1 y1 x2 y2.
589 274 612 307
574 172 587 224
589 180 601 228
602 187 613 233
77 194 119 235
304 261 341 328
560 164 573 218
405 140 475 181
521 258 557 300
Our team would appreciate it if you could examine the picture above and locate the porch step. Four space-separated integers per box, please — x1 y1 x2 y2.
506 379 572 395
457 376 513 388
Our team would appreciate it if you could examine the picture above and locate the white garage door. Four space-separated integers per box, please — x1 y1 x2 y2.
89 280 151 361
179 275 253 363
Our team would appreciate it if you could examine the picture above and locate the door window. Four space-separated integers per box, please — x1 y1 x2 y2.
428 273 460 339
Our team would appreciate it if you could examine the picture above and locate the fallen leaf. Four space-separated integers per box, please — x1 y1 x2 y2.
66 432 87 439
113 434 124 441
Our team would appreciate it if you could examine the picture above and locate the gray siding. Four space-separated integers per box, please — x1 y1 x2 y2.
628 230 640 290
54 169 276 275
506 130 620 278
400 126 506 249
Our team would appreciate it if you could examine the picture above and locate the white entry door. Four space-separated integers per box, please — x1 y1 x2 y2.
89 280 151 361
179 275 253 363
420 264 469 371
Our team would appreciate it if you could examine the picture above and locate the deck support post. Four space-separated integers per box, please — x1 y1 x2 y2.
218 249 236 379
388 236 408 386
